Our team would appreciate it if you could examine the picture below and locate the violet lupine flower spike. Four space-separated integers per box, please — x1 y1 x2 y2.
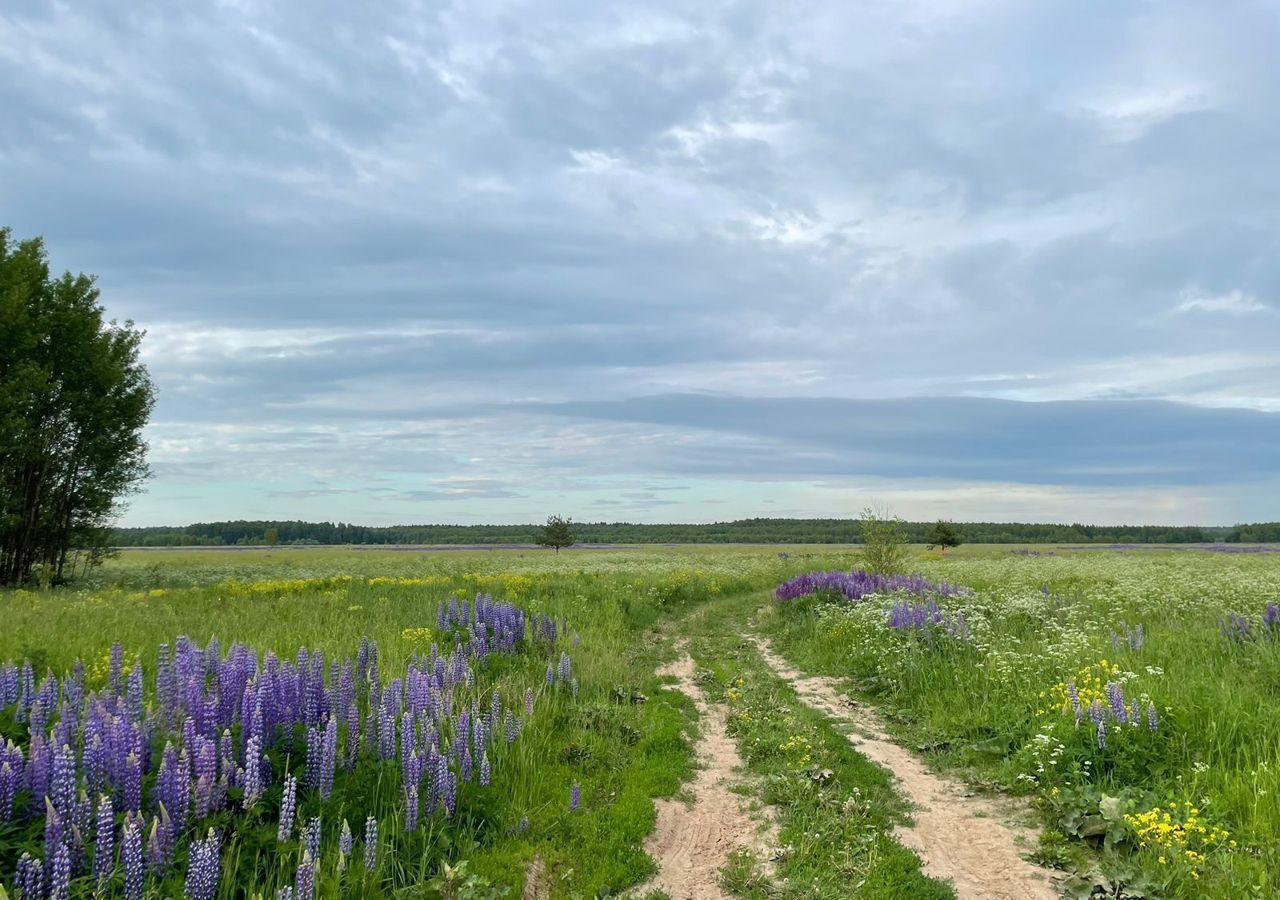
295 851 316 900
363 815 378 870
278 774 298 842
123 815 145 900
184 829 221 900
569 781 581 812
94 793 115 887
49 840 72 900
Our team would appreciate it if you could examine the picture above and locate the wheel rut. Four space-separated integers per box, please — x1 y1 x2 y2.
637 651 775 900
748 634 1062 900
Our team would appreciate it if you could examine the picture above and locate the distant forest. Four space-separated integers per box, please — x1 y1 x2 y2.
108 518 1279 547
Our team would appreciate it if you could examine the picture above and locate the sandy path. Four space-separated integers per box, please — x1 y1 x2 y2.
748 635 1061 900
637 653 775 900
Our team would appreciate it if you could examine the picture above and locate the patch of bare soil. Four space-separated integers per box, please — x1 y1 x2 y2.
749 635 1061 900
637 653 775 900
522 854 549 900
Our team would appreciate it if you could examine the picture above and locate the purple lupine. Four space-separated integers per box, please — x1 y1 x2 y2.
278 889 295 900
460 748 473 784
479 752 491 787
278 774 298 842
242 735 263 808
569 781 581 812
505 710 519 744
123 815 145 900
558 653 572 683
0 757 19 821
1106 683 1128 725
15 853 42 899
339 818 353 858
776 569 967 603
94 793 115 886
183 830 220 900
405 783 420 832
304 816 322 861
545 665 554 686
50 840 72 900
1096 720 1108 750
320 715 338 800
295 851 316 900
1147 703 1160 732
124 751 143 813
363 816 378 870
50 741 76 812
524 688 535 716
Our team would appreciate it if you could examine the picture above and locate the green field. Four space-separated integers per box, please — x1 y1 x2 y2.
2 545 1278 898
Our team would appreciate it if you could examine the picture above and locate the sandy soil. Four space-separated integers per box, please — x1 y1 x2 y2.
636 653 776 900
749 635 1061 900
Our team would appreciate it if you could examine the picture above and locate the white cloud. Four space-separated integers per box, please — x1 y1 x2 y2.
1177 289 1269 315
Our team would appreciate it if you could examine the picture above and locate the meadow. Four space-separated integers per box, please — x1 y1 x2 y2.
0 544 1277 898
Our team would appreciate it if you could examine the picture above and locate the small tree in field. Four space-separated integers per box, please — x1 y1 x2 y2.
926 519 961 553
859 506 909 575
538 515 574 553
264 527 280 547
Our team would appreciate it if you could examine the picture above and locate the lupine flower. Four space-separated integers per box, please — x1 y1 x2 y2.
278 889 295 900
1105 683 1128 724
480 752 491 787
94 793 115 886
461 748 473 784
1147 703 1160 732
123 815 145 900
569 781 581 812
16 852 43 899
558 653 572 683
1096 720 1108 750
295 851 316 900
50 840 72 900
406 782 421 832
363 816 378 870
242 735 263 808
304 816 322 861
183 829 221 900
524 688 535 716
339 818 353 857
278 774 298 842
776 569 966 603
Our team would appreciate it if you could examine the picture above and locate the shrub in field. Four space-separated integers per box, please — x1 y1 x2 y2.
858 507 910 576
0 594 575 898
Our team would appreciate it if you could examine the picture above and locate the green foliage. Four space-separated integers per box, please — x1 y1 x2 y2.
925 519 962 551
264 527 280 546
858 507 910 576
108 518 1230 547
0 227 155 585
537 515 575 553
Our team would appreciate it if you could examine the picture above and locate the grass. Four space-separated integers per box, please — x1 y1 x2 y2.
3 544 1279 897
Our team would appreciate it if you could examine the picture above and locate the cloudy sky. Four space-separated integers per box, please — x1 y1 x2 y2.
4 0 1279 526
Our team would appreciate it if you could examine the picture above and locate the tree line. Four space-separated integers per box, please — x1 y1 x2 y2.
109 517 1240 547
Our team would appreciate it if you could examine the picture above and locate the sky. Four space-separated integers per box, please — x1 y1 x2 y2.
3 0 1279 527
